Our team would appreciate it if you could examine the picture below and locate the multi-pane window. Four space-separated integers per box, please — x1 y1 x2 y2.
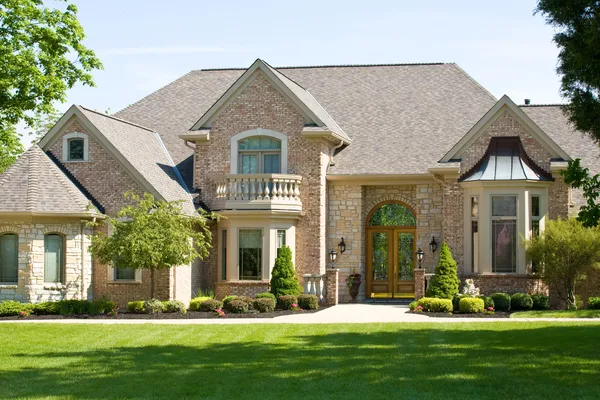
491 195 517 273
114 264 136 281
44 234 64 283
238 137 281 174
68 138 85 161
239 229 262 280
531 195 541 273
221 230 227 281
276 229 286 257
0 233 18 283
471 196 479 273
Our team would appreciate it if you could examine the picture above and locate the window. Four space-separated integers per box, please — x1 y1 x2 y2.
238 136 281 174
44 234 64 283
68 139 84 161
0 233 18 283
471 196 479 273
239 229 262 280
221 230 227 281
491 196 517 273
62 132 88 162
114 263 136 281
276 229 286 257
368 203 416 227
531 195 541 273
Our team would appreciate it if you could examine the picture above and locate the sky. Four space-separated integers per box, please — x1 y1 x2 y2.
19 0 563 146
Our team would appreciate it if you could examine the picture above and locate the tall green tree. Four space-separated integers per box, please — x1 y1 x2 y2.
0 122 23 173
270 246 302 298
426 242 460 300
89 193 213 298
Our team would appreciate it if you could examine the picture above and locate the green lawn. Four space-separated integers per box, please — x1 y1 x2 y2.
511 309 600 318
1 323 600 399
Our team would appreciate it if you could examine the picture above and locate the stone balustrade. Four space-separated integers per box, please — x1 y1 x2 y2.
303 274 327 303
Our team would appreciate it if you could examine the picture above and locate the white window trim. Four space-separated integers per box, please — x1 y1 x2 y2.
106 223 141 283
490 195 518 274
62 132 89 162
237 228 264 281
230 129 288 174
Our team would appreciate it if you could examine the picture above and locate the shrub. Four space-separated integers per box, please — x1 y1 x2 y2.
127 301 146 314
195 287 215 299
416 297 453 313
491 293 511 311
409 301 418 311
452 294 468 311
531 294 550 310
478 295 495 310
297 294 319 310
459 297 485 313
256 292 276 308
189 296 212 311
0 301 32 316
227 299 249 313
253 298 275 313
222 296 238 308
199 299 223 312
270 246 302 298
425 242 460 299
236 296 254 307
91 299 117 315
511 293 533 311
277 295 298 310
588 297 600 309
32 302 59 315
57 300 92 315
163 300 187 314
143 299 165 314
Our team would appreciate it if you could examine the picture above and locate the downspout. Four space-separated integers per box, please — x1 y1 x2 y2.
184 140 197 190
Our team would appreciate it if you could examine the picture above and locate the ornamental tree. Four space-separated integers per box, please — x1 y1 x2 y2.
270 245 302 298
525 218 600 309
0 123 23 173
89 193 213 298
426 242 460 300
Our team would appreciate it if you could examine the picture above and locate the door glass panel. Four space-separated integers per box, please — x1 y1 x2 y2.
398 233 414 280
263 154 281 173
240 154 258 174
369 203 416 226
371 232 388 281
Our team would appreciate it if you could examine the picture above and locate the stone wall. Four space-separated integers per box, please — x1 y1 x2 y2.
215 281 269 300
462 274 548 296
441 178 464 272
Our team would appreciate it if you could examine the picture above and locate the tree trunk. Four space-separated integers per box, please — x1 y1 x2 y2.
151 269 156 299
566 282 576 310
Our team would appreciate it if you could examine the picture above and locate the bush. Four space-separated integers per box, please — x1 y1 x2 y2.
32 302 59 315
91 299 117 314
409 301 418 311
0 301 32 316
236 296 254 308
588 297 600 309
127 301 146 314
416 297 453 313
452 294 468 311
478 295 495 310
277 295 298 310
162 300 187 314
511 293 533 311
270 246 302 298
189 296 212 311
222 296 238 307
297 294 319 310
256 292 276 308
199 299 223 312
491 293 511 311
253 298 275 313
459 297 485 313
531 294 550 310
227 299 249 313
57 300 92 315
425 242 460 299
195 287 215 299
143 299 165 314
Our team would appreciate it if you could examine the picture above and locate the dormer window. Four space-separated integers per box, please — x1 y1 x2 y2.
68 139 85 161
62 132 89 162
238 136 281 174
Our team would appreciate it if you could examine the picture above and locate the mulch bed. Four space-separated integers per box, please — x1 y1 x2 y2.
0 307 327 320
415 311 512 318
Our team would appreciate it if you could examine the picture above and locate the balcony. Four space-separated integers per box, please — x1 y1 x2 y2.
213 174 302 212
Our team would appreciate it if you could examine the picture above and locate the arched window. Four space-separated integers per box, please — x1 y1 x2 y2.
67 138 85 161
44 234 64 283
238 136 281 174
0 233 18 283
62 132 89 162
368 203 416 227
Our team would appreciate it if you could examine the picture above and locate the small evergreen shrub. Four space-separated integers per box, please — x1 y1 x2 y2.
253 298 275 313
227 299 249 313
199 299 223 312
222 296 238 308
256 292 276 308
236 296 254 308
127 301 146 314
163 300 187 314
531 294 550 310
588 297 600 309
425 242 460 299
409 301 418 311
277 295 298 310
0 301 32 316
452 294 468 311
195 287 215 299
143 299 165 314
459 297 485 313
416 297 453 313
491 293 511 311
91 299 117 314
57 300 92 315
270 246 302 298
510 293 533 311
189 296 212 311
478 295 495 310
32 302 59 315
297 294 319 310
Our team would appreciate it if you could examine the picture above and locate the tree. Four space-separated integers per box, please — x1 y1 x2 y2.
0 123 23 173
525 218 600 309
28 109 63 143
425 242 460 300
561 159 600 227
89 193 213 298
270 246 302 298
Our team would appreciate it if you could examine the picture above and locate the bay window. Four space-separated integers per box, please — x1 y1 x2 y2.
491 196 517 273
239 229 262 280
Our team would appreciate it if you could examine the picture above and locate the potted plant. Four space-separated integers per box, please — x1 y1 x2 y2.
346 273 362 303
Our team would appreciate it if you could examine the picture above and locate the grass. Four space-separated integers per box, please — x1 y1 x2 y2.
511 309 600 318
1 322 600 399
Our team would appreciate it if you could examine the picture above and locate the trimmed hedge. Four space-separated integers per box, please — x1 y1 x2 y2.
277 295 298 310
452 294 468 311
256 292 276 308
0 301 32 316
143 299 165 314
491 293 511 311
236 296 254 309
227 299 249 313
189 296 212 312
32 302 59 315
127 301 145 314
511 293 533 311
588 297 600 310
0 299 116 317
163 300 187 314
297 294 319 310
478 295 495 310
222 296 238 308
199 299 223 312
253 298 275 313
531 294 550 310
416 297 453 313
459 297 484 313
409 301 418 311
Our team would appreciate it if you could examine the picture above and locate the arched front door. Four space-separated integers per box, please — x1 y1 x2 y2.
366 201 416 298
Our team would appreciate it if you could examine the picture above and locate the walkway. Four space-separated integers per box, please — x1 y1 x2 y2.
1 304 599 324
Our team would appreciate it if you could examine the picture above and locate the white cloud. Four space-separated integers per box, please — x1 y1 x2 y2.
99 46 225 56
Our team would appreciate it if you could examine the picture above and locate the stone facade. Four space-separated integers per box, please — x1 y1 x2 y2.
215 281 269 300
463 274 548 296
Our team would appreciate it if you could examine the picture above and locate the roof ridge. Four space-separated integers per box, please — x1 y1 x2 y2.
79 106 157 133
520 103 567 107
450 63 496 102
26 147 40 212
197 62 450 71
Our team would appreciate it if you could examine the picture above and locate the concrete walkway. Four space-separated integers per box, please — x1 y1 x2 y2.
1 304 599 324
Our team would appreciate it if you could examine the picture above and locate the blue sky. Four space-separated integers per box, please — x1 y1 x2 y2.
20 0 562 146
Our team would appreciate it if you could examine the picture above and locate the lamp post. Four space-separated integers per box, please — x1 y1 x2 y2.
416 248 424 269
329 250 338 269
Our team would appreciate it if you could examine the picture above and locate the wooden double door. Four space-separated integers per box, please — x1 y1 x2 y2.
366 228 416 298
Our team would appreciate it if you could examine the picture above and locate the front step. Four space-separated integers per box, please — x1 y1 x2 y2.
362 298 414 305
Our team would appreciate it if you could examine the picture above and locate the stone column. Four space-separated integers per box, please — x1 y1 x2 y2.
326 269 339 306
414 269 426 300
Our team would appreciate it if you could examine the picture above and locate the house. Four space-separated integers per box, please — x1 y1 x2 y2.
1 59 599 307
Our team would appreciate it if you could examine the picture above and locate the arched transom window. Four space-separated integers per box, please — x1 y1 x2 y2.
369 203 416 227
238 136 281 174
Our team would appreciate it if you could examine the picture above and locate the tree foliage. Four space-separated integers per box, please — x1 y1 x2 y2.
28 109 62 143
525 218 600 309
426 242 460 300
561 159 600 227
270 246 302 297
0 122 23 173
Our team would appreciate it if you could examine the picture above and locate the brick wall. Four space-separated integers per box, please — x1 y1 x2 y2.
442 178 464 272
463 274 548 296
215 281 269 300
